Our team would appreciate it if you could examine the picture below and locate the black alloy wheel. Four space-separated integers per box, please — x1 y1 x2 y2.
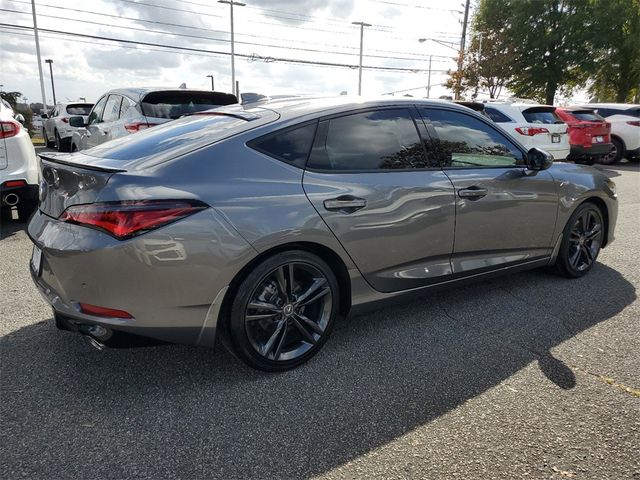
554 203 604 278
228 251 339 371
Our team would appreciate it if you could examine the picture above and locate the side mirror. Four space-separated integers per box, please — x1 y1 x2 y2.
14 113 25 125
526 148 554 171
40 114 48 119
69 116 86 128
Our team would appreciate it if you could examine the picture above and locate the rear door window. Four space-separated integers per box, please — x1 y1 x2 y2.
307 109 427 171
420 108 524 168
66 104 93 116
248 123 317 168
102 95 123 122
522 108 563 124
484 107 513 123
140 91 238 119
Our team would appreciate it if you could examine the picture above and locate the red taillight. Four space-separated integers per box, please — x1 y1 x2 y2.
0 120 20 139
515 126 550 136
61 117 69 123
79 303 133 319
124 122 158 133
3 179 27 188
59 200 208 239
626 120 640 127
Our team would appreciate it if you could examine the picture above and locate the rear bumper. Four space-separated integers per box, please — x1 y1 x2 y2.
27 208 255 349
568 142 613 159
544 146 571 161
0 183 38 205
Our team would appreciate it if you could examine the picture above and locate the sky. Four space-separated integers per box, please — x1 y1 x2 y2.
0 0 469 107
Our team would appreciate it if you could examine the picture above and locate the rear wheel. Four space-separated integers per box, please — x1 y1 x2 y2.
228 250 339 371
43 128 55 148
599 138 623 165
553 203 604 278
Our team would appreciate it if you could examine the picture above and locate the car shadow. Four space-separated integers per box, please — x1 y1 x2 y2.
1 263 635 479
0 215 28 240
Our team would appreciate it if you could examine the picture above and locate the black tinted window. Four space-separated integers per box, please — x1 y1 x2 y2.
308 109 426 171
594 108 620 117
66 104 93 116
141 91 238 119
88 96 107 124
484 107 513 123
420 108 524 168
572 110 604 122
522 108 563 124
249 123 317 167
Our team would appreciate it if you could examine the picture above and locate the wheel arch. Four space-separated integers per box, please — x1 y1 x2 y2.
578 196 610 247
217 241 352 335
610 134 626 153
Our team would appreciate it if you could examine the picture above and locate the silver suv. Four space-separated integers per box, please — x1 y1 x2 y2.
69 88 237 151
43 102 93 151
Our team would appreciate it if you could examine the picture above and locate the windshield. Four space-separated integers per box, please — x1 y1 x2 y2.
140 91 238 120
66 104 93 115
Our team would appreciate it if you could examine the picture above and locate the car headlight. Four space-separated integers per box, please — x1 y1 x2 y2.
604 179 616 196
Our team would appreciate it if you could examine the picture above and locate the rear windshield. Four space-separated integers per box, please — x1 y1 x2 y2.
66 104 93 115
140 91 238 120
85 114 249 161
571 110 605 122
522 108 563 124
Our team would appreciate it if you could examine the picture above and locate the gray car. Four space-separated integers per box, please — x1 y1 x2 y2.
29 98 618 371
69 87 238 152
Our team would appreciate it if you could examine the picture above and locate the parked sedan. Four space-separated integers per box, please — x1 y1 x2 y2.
69 88 238 151
29 98 617 371
555 107 612 165
583 103 640 163
43 102 93 151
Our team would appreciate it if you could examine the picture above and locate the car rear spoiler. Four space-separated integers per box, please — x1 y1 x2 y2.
38 153 127 173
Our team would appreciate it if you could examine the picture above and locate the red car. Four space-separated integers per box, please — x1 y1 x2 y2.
555 107 613 165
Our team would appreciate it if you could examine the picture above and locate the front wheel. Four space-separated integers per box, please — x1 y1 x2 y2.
553 203 604 278
228 251 339 371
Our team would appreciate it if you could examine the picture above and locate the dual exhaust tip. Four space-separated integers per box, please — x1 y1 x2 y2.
2 193 19 207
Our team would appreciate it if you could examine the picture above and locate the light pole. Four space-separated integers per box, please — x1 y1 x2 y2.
218 0 245 96
206 74 215 91
31 0 47 112
351 21 371 96
45 59 56 105
419 38 459 99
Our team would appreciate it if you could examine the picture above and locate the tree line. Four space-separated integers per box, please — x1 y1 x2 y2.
446 0 640 104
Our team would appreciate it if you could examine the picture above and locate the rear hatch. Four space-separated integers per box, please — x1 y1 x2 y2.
520 106 568 147
37 106 278 218
140 90 238 126
567 109 610 146
65 103 93 124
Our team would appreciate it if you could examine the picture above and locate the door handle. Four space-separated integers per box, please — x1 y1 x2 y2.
323 195 367 213
458 186 488 200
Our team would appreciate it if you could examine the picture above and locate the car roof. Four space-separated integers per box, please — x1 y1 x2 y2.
235 96 476 123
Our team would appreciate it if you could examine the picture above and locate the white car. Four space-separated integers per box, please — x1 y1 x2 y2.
482 102 570 160
584 103 640 163
43 102 93 152
0 98 39 222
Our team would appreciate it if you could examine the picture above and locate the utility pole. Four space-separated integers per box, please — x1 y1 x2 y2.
31 0 47 112
219 0 245 97
427 55 432 98
352 21 371 96
45 59 56 105
456 0 471 100
206 74 215 91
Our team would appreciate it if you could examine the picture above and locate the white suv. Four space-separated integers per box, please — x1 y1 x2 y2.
43 102 93 152
584 103 640 163
0 99 39 222
482 102 570 160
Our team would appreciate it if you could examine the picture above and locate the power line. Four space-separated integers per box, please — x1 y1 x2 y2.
0 7 454 64
0 23 450 74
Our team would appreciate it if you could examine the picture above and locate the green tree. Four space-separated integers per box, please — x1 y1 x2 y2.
0 91 23 109
589 0 640 102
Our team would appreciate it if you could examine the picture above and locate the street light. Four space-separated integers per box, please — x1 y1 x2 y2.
218 0 246 96
44 58 56 105
351 21 371 96
206 74 215 91
418 37 459 51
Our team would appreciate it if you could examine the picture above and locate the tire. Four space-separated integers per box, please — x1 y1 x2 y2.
628 157 640 163
54 130 63 152
553 202 604 278
228 250 339 371
599 137 623 165
43 129 55 148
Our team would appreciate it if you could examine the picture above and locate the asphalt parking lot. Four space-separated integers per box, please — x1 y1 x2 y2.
1 159 638 479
